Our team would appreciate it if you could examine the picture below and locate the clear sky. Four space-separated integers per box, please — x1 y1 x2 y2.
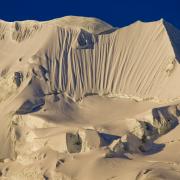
1 0 180 29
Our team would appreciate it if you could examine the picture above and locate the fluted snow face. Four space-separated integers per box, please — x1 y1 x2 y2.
31 19 180 100
0 17 180 101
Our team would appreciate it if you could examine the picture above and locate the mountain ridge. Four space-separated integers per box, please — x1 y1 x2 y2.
0 16 180 102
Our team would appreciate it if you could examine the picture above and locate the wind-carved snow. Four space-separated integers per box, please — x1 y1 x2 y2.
25 18 180 101
0 16 180 180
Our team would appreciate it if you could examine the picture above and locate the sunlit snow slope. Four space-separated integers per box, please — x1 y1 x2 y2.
0 16 179 102
0 16 180 180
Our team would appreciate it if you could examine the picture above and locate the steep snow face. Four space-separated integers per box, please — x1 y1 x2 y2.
0 17 180 101
29 19 180 101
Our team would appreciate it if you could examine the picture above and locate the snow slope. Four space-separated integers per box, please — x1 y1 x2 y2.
0 16 180 180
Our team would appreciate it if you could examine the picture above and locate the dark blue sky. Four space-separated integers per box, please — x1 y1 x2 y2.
1 0 180 29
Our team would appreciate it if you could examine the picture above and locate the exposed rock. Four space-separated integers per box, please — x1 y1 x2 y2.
72 29 95 49
105 138 125 157
13 72 23 87
66 132 82 153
